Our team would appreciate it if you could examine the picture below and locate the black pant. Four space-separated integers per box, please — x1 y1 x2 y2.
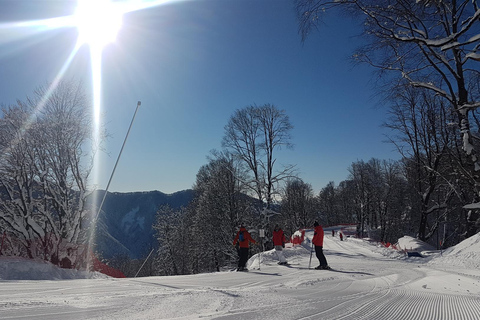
238 247 249 268
315 245 328 267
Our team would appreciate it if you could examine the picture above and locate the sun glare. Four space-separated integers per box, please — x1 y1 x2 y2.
74 0 123 49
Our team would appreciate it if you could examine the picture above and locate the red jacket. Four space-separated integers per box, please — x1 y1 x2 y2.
233 227 256 248
312 225 324 247
272 229 285 246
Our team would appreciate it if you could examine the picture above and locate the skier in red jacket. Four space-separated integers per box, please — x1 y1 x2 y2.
312 221 330 270
233 225 256 271
272 225 288 265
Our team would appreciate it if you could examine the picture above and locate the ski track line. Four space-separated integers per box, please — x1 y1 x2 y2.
195 270 389 320
328 287 480 320
198 286 382 320
298 289 452 320
341 264 478 320
295 266 444 320
389 289 478 320
0 306 118 320
0 282 108 297
299 279 353 298
294 290 388 320
293 276 391 320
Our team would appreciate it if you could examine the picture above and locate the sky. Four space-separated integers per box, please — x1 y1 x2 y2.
0 0 399 194
1 230 479 319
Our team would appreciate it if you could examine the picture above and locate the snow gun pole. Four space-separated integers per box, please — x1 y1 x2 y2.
88 101 141 268
134 248 154 278
93 101 141 224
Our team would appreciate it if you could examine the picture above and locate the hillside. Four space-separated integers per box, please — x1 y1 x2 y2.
88 189 195 259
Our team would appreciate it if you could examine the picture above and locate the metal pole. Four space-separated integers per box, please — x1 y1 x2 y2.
88 101 141 268
134 248 154 278
308 240 314 269
93 101 141 223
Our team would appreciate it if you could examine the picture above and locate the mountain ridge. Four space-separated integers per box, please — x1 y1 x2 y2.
89 189 195 259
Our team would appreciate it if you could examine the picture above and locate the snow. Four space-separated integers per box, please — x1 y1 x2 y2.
1 231 480 319
121 206 144 232
0 257 108 281
396 235 436 252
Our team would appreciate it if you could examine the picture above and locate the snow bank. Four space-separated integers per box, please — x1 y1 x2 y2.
0 257 108 280
247 243 309 269
396 235 435 252
429 232 480 269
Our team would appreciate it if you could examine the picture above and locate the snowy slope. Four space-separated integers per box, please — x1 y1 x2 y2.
0 257 108 280
0 232 479 320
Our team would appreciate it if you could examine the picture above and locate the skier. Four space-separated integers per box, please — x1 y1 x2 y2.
233 224 256 271
272 225 288 265
312 221 330 270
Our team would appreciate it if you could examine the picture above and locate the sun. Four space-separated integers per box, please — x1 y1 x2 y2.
74 0 123 49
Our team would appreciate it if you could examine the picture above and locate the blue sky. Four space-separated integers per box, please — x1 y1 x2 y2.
0 0 398 195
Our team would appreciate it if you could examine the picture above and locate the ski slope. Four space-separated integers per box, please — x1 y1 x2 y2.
1 231 479 320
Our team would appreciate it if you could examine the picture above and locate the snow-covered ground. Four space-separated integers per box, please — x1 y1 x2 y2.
1 231 479 320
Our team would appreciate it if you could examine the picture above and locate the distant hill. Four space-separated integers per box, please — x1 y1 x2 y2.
87 189 195 259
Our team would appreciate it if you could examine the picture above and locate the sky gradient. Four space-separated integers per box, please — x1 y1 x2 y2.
0 0 399 195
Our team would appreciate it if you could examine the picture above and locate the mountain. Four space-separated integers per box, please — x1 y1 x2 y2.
88 189 195 259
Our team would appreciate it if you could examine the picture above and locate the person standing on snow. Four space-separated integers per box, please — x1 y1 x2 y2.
272 225 288 265
233 225 256 271
312 221 330 270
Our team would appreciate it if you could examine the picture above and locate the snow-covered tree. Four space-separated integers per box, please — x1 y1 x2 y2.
153 205 193 275
191 153 255 272
0 103 42 258
0 80 94 263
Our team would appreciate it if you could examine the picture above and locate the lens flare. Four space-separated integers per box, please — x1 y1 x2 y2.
74 0 123 48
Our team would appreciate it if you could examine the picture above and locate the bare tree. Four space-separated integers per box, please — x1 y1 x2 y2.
317 181 337 225
385 86 458 240
295 0 480 235
280 178 316 235
222 104 294 208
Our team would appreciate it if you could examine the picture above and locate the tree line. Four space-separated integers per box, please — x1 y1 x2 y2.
150 0 480 276
150 98 478 276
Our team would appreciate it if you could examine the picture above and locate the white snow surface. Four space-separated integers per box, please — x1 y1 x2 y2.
1 231 479 319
